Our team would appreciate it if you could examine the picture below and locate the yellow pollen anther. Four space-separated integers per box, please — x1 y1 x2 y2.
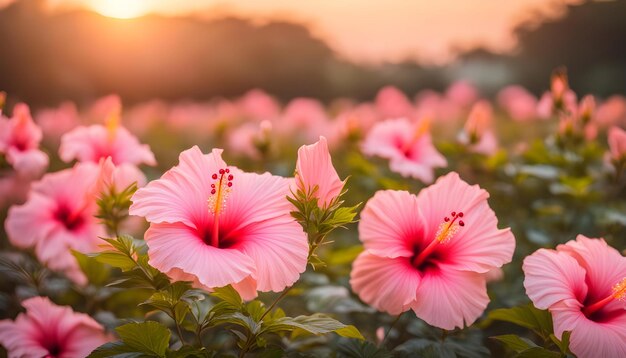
207 169 234 247
613 277 626 300
435 222 460 243
435 211 465 243
413 118 431 139
105 113 120 142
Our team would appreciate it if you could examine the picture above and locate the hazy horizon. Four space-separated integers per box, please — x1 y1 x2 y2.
1 0 585 64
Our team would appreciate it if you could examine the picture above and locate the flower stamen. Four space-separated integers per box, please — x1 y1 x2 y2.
207 168 233 247
412 211 465 268
583 277 626 317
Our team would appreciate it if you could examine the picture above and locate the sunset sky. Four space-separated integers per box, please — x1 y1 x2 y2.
4 0 585 64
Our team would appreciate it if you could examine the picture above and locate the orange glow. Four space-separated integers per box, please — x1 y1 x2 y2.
89 0 150 19
15 0 583 63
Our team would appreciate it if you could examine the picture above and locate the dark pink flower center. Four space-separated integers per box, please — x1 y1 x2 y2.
411 211 465 270
583 277 626 322
54 205 85 231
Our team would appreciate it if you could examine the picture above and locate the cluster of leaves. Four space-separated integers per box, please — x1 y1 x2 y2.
85 235 363 357
486 304 571 357
288 184 360 269
96 182 138 236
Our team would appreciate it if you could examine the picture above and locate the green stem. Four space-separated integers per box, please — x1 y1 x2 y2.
258 286 293 322
172 309 187 345
381 313 403 347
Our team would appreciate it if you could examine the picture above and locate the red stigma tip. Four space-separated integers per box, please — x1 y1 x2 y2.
211 189 216 194
228 174 233 181
212 174 218 179
444 217 450 222
458 212 464 218
219 169 225 174
211 184 215 188
227 182 232 187
451 211 456 216
459 221 465 226
225 168 230 173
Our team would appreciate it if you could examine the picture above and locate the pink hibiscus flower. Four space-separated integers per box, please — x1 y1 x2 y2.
608 126 626 163
459 101 498 156
375 86 414 119
5 163 105 284
0 296 110 358
523 235 626 358
496 85 538 121
35 102 81 145
59 115 155 166
295 136 345 208
350 172 515 329
361 118 447 183
0 103 49 178
129 146 308 300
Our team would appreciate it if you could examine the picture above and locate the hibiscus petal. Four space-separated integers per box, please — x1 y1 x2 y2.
225 172 308 293
557 235 626 304
410 267 489 330
523 249 587 309
552 307 626 358
5 193 57 249
295 136 344 208
350 251 422 315
130 146 226 228
416 172 514 272
111 127 156 166
145 222 255 289
358 190 422 258
236 218 308 293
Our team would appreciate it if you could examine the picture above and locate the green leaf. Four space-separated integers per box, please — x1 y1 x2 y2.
211 285 243 308
265 314 364 340
487 304 553 339
115 321 171 357
91 251 137 271
550 331 571 354
166 346 214 358
515 347 562 358
71 250 110 286
335 325 365 340
245 300 266 322
491 335 538 353
336 339 393 358
88 341 147 358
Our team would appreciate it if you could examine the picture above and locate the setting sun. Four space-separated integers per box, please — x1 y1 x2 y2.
90 0 150 19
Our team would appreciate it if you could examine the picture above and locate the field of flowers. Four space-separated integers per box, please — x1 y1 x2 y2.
0 72 625 357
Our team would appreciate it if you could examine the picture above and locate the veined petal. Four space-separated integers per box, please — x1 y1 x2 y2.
295 136 344 207
358 190 422 258
350 251 422 315
410 268 489 330
552 307 626 358
522 249 588 309
557 235 626 303
236 218 308 293
145 222 255 289
130 146 226 228
416 172 514 272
